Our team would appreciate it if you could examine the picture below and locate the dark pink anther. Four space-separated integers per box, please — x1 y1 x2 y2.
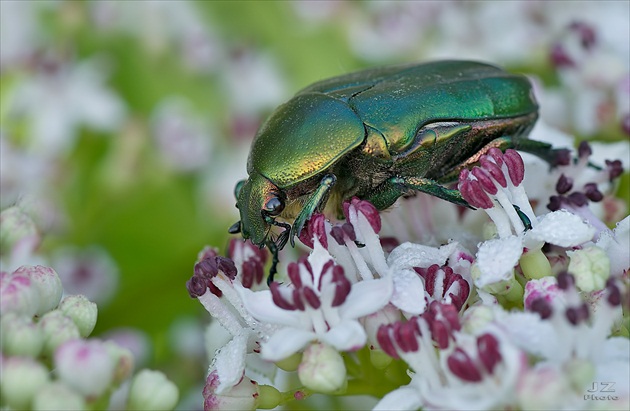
578 141 592 159
330 226 345 245
395 321 420 353
530 297 553 319
292 288 305 311
447 348 483 382
503 149 525 186
472 167 500 194
583 183 603 202
198 247 219 262
241 260 255 289
380 237 400 253
569 21 596 49
216 257 237 280
567 192 588 207
287 262 302 289
341 223 356 242
194 258 218 280
302 286 321 309
605 159 623 181
344 197 382 233
377 325 400 359
556 174 573 194
479 156 507 188
605 280 621 307
270 282 295 310
186 275 208 298
477 333 502 374
299 213 328 249
331 266 351 307
550 43 575 68
459 178 494 209
487 148 505 167
556 271 575 290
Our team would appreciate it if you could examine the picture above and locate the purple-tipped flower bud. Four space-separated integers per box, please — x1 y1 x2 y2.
0 272 38 317
55 339 116 398
203 370 259 411
13 265 63 316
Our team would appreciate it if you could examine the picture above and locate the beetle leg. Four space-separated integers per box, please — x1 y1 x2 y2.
265 239 280 285
365 175 472 211
290 174 337 246
437 137 568 184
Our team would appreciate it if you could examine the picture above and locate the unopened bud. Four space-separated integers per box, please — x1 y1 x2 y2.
55 338 116 398
0 313 44 357
58 295 98 337
32 381 86 410
39 310 81 355
0 206 40 257
127 369 179 410
298 342 346 393
104 340 135 384
203 370 258 411
567 246 610 292
0 356 50 409
0 272 38 317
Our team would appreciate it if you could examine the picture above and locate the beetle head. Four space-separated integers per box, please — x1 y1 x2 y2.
233 173 288 248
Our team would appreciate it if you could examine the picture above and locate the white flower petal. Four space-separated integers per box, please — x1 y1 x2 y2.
237 287 304 328
594 337 630 397
373 386 423 411
475 236 522 287
494 310 557 359
596 216 630 277
321 319 366 352
390 268 427 315
339 277 392 320
213 333 247 394
387 242 458 271
260 327 315 362
527 210 595 248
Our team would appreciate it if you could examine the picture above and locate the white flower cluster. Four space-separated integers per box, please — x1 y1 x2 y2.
190 129 628 411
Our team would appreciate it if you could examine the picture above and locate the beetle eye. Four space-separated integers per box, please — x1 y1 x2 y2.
263 196 285 216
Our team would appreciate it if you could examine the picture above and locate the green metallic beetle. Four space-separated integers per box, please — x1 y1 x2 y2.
229 60 558 274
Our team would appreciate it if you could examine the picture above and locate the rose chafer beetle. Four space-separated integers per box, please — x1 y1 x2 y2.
229 60 562 280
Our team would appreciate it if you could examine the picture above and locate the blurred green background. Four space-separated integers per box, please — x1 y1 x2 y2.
1 0 628 407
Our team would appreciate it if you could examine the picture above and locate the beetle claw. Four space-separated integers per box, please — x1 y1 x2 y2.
228 221 241 234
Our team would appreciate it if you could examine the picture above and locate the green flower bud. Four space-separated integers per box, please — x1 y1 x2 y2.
567 246 610 292
298 342 346 394
38 310 81 356
275 351 302 372
257 384 282 410
58 295 98 337
32 381 85 410
127 369 179 411
520 249 552 280
0 356 49 409
0 313 44 357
